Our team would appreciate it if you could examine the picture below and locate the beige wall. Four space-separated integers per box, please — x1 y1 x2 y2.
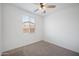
2 4 43 52
44 4 79 53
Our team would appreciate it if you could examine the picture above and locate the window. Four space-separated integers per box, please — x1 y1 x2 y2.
22 16 35 32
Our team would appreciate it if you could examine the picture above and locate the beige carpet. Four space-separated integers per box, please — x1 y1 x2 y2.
2 40 79 56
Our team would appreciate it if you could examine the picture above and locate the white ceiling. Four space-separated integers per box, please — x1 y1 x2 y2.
11 3 78 16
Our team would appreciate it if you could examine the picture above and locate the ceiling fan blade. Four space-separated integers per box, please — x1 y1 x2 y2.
46 5 56 8
34 9 39 12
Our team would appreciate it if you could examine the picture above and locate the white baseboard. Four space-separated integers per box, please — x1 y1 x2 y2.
44 40 79 53
2 39 42 52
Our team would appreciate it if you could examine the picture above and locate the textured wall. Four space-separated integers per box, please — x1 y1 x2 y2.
2 4 43 52
44 4 79 53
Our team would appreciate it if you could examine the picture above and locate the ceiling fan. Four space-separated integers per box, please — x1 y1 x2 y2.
34 3 56 14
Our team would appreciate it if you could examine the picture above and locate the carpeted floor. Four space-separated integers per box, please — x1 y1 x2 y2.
2 40 79 56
